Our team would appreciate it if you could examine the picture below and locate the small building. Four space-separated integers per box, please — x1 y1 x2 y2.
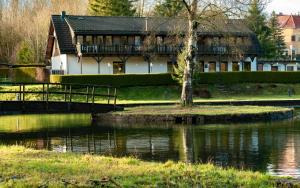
46 12 262 75
277 14 300 61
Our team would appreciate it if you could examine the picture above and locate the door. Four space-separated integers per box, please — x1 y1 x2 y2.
113 62 125 74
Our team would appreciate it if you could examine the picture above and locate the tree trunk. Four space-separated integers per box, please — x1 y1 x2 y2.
181 16 197 106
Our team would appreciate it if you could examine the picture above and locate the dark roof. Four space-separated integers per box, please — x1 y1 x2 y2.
47 14 259 57
63 15 254 36
51 15 75 53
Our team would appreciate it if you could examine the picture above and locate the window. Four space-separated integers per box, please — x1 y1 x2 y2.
209 62 216 72
77 35 83 44
291 35 296 42
287 66 294 71
232 62 239 71
113 36 121 45
96 36 104 44
243 62 251 71
271 66 278 72
113 62 125 74
220 61 228 72
156 36 163 44
86 36 93 45
128 36 135 45
257 63 263 71
121 36 128 45
134 36 141 46
105 36 112 45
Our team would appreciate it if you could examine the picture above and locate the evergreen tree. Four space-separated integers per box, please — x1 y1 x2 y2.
245 0 273 58
153 0 183 17
17 41 34 64
88 0 136 16
268 11 286 59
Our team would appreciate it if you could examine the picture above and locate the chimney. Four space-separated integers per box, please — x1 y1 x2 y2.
145 17 148 32
61 11 66 20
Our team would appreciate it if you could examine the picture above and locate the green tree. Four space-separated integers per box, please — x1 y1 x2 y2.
88 0 136 16
154 0 183 17
17 41 34 64
245 0 273 58
268 11 286 59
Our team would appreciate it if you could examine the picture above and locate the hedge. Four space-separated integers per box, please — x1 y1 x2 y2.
50 74 177 87
195 72 300 84
0 68 9 78
50 72 300 87
0 68 45 82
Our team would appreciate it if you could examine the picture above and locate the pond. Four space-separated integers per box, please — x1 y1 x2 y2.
0 113 300 178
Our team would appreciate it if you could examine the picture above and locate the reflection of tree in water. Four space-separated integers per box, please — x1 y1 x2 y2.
1 120 300 177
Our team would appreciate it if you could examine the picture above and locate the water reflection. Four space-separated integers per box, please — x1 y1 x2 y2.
0 114 300 178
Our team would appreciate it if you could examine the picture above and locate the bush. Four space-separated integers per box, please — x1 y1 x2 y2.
0 68 9 78
50 74 177 87
12 68 37 82
194 72 300 84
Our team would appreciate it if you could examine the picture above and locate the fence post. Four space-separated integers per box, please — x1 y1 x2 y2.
46 83 49 102
107 87 110 104
22 84 25 102
69 85 73 103
64 85 67 102
42 83 45 101
114 87 117 111
19 84 22 101
68 85 72 112
86 86 89 103
92 86 95 104
46 83 49 111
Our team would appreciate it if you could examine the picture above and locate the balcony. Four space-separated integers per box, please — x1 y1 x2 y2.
79 44 178 56
78 44 259 56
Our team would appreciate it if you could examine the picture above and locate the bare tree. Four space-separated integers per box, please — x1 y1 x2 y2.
178 0 253 106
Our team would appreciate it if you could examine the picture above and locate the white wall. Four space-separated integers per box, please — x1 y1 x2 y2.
228 61 232 72
125 57 148 74
58 55 169 75
263 64 271 71
150 57 168 73
51 56 62 70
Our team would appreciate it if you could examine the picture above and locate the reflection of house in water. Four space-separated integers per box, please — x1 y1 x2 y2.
2 121 300 177
272 134 300 178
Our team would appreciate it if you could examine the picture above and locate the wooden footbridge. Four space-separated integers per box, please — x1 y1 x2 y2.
0 82 122 114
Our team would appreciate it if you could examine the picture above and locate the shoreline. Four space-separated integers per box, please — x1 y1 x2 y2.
93 105 295 125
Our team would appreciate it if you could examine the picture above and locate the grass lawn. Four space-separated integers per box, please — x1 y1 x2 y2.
0 146 281 187
115 105 292 115
1 83 300 104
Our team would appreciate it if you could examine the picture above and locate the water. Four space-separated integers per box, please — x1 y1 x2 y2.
0 114 300 178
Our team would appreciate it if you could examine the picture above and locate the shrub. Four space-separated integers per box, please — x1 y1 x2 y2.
0 68 9 78
50 74 177 87
16 41 34 64
12 68 37 82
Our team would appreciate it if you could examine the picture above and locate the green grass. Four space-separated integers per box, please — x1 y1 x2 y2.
115 105 291 115
0 146 281 187
1 83 300 104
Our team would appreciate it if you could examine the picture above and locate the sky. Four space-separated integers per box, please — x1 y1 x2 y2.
267 0 300 14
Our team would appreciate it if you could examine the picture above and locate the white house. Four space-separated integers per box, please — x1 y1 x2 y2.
46 12 263 75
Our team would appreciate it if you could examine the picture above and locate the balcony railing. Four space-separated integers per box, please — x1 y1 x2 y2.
79 44 259 56
80 44 178 55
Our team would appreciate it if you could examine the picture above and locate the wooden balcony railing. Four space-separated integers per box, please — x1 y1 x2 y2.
79 44 259 56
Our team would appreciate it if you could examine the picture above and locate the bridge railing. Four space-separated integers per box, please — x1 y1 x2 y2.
0 82 118 108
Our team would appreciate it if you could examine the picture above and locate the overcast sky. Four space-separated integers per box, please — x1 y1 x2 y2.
267 0 300 14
